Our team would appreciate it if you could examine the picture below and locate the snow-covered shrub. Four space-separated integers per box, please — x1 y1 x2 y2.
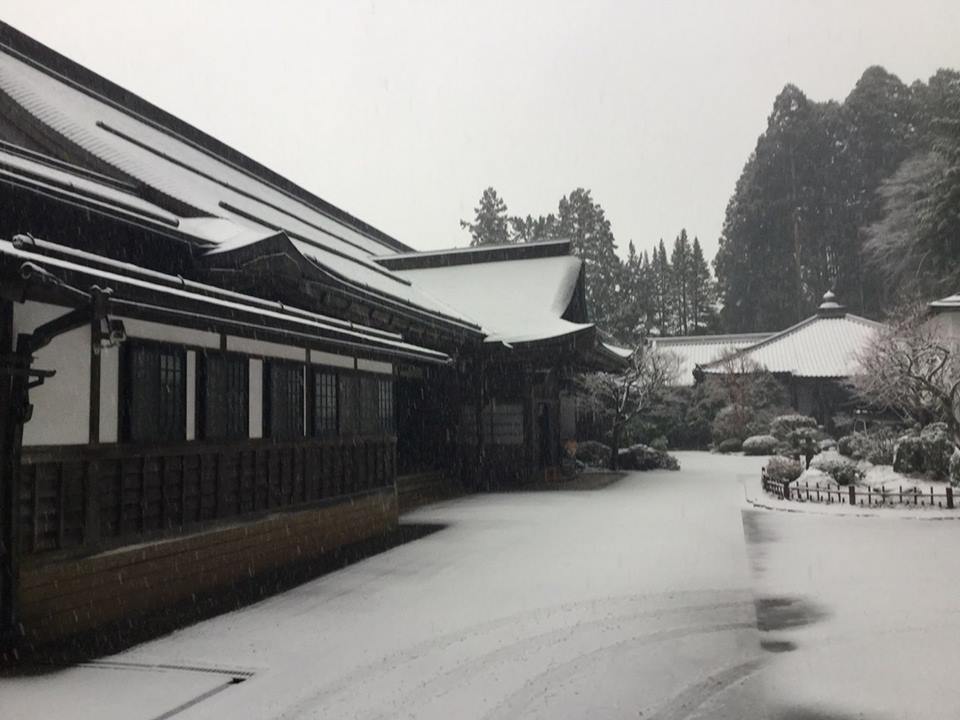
770 414 817 441
950 449 960 488
837 434 863 459
617 444 679 471
893 424 953 479
712 404 747 443
831 413 855 437
894 435 925 474
576 441 611 468
765 456 802 483
742 435 779 455
819 437 837 451
716 438 742 453
920 423 953 480
816 458 864 486
787 427 822 466
838 430 896 464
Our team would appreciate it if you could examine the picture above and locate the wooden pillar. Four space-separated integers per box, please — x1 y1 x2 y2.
0 299 16 635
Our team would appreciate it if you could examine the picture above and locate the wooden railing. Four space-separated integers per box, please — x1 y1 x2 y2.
18 436 396 559
761 471 956 509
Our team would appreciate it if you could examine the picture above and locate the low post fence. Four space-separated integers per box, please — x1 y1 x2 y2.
761 471 956 510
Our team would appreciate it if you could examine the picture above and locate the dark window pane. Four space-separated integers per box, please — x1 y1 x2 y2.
125 343 185 443
338 375 360 436
313 371 338 436
266 361 304 439
359 376 379 435
204 354 248 439
378 379 395 434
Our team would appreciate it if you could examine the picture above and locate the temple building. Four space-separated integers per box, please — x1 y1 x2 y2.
0 23 620 650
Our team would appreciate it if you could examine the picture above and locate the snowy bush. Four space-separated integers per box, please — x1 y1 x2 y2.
838 430 896 465
770 414 817 440
765 456 802 483
617 444 679 471
815 458 864 486
576 441 611 468
650 435 669 452
893 424 953 479
787 427 822 466
742 435 779 455
831 413 855 437
950 449 960 488
819 437 837 451
716 438 742 453
711 404 769 444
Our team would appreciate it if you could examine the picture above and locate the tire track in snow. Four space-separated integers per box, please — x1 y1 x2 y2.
478 624 758 720
280 591 754 720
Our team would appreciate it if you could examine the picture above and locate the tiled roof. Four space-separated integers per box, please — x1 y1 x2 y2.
700 313 885 378
930 293 960 309
651 333 773 386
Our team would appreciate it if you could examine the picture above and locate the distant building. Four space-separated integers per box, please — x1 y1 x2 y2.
696 291 886 423
651 332 773 387
928 293 960 343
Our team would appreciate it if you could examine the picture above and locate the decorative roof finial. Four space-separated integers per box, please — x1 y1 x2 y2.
817 289 845 317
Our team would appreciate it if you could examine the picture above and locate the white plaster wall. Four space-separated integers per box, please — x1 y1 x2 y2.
311 350 355 369
121 317 220 348
928 311 960 346
99 344 119 443
227 335 306 361
249 358 263 439
356 359 393 375
13 301 90 446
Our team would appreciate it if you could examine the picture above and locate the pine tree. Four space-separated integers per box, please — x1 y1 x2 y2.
650 239 673 335
556 189 623 334
670 230 691 334
688 237 717 334
508 213 559 243
460 187 511 246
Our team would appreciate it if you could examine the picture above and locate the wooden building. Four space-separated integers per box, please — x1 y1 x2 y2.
695 292 885 425
0 24 621 651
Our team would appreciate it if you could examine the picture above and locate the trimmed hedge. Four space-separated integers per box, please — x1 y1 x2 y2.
770 414 817 441
742 435 779 455
576 441 612 468
765 456 803 483
717 438 742 453
815 458 864 486
617 444 680 471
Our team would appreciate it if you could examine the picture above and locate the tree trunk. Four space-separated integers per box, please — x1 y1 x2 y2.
610 424 621 471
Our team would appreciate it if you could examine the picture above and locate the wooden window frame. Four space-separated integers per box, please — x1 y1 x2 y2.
263 359 305 440
119 339 187 444
310 367 340 438
197 350 249 440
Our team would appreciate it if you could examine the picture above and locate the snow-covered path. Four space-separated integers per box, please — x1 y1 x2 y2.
1 452 769 719
8 450 960 718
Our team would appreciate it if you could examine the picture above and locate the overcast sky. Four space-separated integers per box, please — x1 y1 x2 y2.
5 1 960 259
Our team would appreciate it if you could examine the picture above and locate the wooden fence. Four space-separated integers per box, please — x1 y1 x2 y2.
761 471 956 509
18 435 396 560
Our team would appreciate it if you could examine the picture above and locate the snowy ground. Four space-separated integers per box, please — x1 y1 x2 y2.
2 451 959 719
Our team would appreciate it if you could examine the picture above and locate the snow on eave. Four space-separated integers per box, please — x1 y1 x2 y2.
0 240 457 361
374 238 570 261
929 293 960 310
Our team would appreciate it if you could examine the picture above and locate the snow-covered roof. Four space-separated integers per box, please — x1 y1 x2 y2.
0 238 449 363
394 255 591 345
930 293 960 310
651 333 773 386
0 47 472 326
699 305 885 379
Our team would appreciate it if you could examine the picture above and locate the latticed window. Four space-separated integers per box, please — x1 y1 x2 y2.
312 371 338 436
378 379 395 434
202 353 248 439
124 342 186 443
265 360 304 439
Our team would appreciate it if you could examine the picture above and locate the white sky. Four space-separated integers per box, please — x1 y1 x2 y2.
4 1 959 259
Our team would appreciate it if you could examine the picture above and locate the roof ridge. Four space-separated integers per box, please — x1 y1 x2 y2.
0 21 413 254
